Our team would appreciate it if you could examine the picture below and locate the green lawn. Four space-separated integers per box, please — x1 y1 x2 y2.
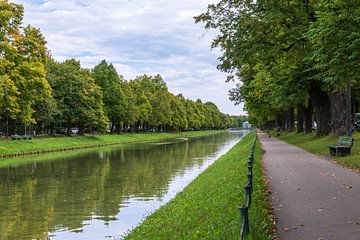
124 132 274 240
0 130 225 157
277 131 360 170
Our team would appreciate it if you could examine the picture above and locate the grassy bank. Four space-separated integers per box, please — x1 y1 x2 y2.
276 131 360 171
124 132 273 240
0 130 225 158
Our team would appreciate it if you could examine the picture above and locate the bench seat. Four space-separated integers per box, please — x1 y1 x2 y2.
328 136 353 157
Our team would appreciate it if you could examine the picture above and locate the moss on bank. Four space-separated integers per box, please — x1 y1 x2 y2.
124 132 273 240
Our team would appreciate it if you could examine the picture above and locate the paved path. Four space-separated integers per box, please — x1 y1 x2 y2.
258 131 360 240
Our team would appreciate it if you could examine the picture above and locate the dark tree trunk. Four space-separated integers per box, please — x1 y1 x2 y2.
275 115 282 129
5 111 9 138
309 85 331 136
49 123 55 136
354 99 359 113
9 118 16 135
297 105 304 133
65 120 72 136
303 101 313 133
329 91 346 136
286 108 295 130
110 122 115 134
78 124 85 135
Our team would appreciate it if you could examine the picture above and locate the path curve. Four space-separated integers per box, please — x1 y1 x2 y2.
259 131 360 240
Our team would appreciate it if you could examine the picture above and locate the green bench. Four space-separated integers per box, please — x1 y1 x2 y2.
328 136 354 157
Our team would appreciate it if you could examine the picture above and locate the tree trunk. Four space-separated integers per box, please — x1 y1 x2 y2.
286 108 295 130
65 120 71 136
309 85 331 136
5 111 9 138
110 122 115 134
297 105 304 133
345 79 351 136
49 122 55 136
78 124 85 135
354 99 359 113
329 91 346 136
275 115 281 129
303 101 313 133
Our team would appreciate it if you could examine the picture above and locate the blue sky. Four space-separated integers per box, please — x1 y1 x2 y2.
14 0 245 115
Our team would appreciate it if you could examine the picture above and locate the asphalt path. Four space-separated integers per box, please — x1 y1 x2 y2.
259 131 360 240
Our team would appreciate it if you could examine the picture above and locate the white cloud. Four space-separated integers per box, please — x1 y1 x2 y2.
14 0 244 115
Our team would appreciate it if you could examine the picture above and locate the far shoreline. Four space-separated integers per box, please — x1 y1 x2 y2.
0 130 227 160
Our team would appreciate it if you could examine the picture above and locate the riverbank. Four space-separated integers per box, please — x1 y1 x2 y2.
275 131 360 171
124 132 274 240
0 130 225 158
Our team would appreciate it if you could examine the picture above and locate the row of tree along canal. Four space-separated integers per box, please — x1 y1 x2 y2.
0 1 236 138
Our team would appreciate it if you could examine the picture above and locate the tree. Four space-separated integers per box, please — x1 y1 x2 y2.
0 0 51 136
308 0 360 136
46 59 108 135
129 80 152 132
195 0 348 135
92 60 127 133
170 94 188 131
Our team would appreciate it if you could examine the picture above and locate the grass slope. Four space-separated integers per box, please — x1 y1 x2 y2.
277 131 360 171
124 132 273 240
0 130 224 157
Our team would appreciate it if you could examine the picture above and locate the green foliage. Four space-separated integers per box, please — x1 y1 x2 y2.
124 132 273 240
92 60 127 132
231 115 248 128
46 59 108 134
196 0 360 133
0 0 51 129
308 0 360 89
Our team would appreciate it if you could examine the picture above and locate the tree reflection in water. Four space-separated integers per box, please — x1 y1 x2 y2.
0 131 247 240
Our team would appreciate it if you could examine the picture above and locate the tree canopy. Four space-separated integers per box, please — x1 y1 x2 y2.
196 0 360 136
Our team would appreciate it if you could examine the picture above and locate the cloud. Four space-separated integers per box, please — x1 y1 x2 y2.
14 0 244 115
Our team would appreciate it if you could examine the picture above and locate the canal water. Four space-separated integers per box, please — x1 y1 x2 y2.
0 130 249 240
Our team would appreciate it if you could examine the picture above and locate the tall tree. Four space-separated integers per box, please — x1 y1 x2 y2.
46 59 108 135
92 60 127 133
0 0 51 136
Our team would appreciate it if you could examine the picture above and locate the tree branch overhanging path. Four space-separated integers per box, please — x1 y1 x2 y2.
258 131 360 240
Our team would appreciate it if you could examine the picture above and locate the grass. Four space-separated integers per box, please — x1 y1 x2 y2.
0 130 225 157
124 132 274 240
275 131 360 171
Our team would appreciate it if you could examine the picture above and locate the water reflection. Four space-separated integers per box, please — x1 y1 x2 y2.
0 131 248 240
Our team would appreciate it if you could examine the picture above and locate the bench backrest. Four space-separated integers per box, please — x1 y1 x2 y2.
338 136 353 147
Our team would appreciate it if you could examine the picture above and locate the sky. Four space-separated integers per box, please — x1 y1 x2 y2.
14 0 245 115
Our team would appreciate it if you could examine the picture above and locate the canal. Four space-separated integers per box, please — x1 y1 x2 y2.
0 130 249 240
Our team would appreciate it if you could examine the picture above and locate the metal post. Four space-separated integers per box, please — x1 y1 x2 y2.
239 205 249 238
244 184 252 207
247 173 253 193
247 163 252 174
